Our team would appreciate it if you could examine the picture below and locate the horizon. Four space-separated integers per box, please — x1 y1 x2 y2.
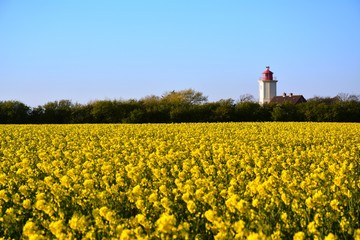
1 1 359 107
1 87 358 108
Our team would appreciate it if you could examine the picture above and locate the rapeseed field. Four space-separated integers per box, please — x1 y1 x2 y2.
0 123 359 239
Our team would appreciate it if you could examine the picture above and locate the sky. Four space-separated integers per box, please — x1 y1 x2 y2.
1 0 360 107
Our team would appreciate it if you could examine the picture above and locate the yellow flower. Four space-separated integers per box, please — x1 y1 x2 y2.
160 197 171 210
281 193 291 206
236 199 248 213
36 192 46 200
0 189 9 202
307 221 317 234
0 122 359 238
280 212 288 223
23 220 38 237
314 213 323 226
0 173 6 185
49 220 65 238
60 175 71 188
23 199 32 209
215 230 228 240
83 179 94 189
159 185 168 195
247 232 266 240
148 192 158 203
205 210 216 223
324 233 337 240
354 229 360 240
99 206 109 217
120 229 134 240
69 212 88 232
225 195 238 213
330 199 340 211
135 199 145 211
136 214 150 230
305 197 313 209
340 217 350 232
35 199 46 210
293 231 305 240
156 213 176 234
132 185 142 196
187 200 196 214
182 192 191 202
105 211 116 223
252 198 259 208
233 220 245 236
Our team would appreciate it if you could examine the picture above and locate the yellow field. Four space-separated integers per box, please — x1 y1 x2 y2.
0 123 359 239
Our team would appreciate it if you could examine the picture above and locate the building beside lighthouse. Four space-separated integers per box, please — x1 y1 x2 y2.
258 66 277 104
258 66 306 105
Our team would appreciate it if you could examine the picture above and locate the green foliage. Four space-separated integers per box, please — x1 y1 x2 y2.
235 102 262 121
42 100 74 124
0 91 359 123
162 89 208 105
0 101 30 124
271 102 304 122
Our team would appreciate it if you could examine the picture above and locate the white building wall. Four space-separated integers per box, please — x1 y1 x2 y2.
259 80 277 104
259 80 265 105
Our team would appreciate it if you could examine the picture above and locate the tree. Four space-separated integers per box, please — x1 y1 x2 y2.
211 99 235 122
0 90 358 123
30 105 45 123
121 100 145 123
0 101 30 124
332 100 360 122
162 89 208 105
70 103 94 123
271 102 303 122
237 94 255 103
336 93 360 102
42 100 74 123
235 101 261 121
307 96 339 104
140 95 170 123
299 100 335 122
89 100 121 123
161 89 208 122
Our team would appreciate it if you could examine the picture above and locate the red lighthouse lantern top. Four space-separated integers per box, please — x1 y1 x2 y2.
262 66 274 80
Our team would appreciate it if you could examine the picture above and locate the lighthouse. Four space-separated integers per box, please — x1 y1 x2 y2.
258 66 277 104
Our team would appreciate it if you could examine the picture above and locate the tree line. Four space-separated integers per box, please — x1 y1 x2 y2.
0 89 359 124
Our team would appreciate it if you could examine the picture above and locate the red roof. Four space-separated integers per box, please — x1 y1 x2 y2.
261 66 274 80
262 68 273 74
270 95 307 104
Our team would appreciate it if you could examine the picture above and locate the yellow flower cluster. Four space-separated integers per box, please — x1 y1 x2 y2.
0 122 359 239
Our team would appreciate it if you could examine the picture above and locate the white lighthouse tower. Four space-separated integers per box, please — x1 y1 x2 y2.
258 66 277 104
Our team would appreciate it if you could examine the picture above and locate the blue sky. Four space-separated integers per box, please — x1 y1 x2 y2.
1 0 359 106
